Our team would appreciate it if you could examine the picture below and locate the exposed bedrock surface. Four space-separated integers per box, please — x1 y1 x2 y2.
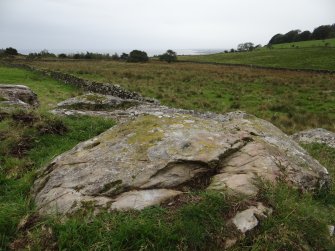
56 93 141 111
291 128 335 149
0 84 39 109
32 111 329 215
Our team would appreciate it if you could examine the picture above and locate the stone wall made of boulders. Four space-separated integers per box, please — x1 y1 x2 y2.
4 63 157 104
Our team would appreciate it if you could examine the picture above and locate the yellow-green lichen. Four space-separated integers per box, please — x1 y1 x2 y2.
84 94 108 103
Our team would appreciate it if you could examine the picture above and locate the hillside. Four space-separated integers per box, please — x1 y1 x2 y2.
0 63 334 250
179 39 335 71
264 38 335 49
23 60 335 134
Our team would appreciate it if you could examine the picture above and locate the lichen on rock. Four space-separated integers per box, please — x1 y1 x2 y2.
56 93 139 111
32 111 330 215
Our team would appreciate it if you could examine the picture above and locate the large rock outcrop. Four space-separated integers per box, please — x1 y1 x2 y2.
0 84 39 108
32 112 329 215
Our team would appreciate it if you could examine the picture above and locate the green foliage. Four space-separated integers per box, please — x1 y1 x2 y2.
312 24 335 40
296 30 312 41
269 30 301 45
27 50 56 59
71 52 111 60
120 53 129 60
4 47 18 56
268 23 335 45
111 53 120 60
262 38 335 49
159 50 177 63
127 50 149 63
237 42 255 52
58 53 67 58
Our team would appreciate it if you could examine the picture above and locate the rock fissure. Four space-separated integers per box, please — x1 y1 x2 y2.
32 110 330 215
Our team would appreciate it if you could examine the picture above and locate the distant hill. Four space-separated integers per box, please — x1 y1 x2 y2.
178 38 335 71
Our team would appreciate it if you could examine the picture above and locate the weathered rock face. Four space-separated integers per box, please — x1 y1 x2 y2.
52 93 236 123
0 84 38 108
291 128 335 149
57 93 140 111
32 112 329 215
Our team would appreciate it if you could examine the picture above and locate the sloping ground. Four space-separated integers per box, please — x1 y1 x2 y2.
179 47 335 71
1 65 334 250
13 60 335 134
264 38 335 49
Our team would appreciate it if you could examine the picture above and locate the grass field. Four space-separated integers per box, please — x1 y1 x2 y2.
25 60 335 134
0 63 334 250
263 38 335 49
179 42 335 71
0 66 116 249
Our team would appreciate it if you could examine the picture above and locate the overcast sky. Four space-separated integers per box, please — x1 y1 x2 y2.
0 0 334 54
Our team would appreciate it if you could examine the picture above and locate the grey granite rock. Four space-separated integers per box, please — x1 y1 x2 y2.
291 128 335 149
0 84 38 108
32 112 330 215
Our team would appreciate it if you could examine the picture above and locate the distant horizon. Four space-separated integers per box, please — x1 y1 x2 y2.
1 0 333 53
17 48 228 57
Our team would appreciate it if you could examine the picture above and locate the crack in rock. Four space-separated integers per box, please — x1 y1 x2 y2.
32 111 330 215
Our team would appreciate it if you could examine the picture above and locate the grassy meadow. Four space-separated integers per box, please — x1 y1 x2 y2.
0 60 334 250
25 60 335 134
0 66 116 249
179 41 335 71
262 38 335 49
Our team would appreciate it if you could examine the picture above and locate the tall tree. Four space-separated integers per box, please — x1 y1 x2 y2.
296 30 312 41
311 25 333 40
4 47 18 55
269 34 284 44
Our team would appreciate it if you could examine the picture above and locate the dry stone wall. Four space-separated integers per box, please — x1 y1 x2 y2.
5 63 157 103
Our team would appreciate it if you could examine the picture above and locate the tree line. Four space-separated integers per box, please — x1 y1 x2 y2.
0 47 177 63
269 24 335 45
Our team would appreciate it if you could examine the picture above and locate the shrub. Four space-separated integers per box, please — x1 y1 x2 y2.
120 53 129 60
127 50 149 63
237 42 254 52
159 50 177 63
111 53 119 60
58 53 67 59
4 47 18 55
